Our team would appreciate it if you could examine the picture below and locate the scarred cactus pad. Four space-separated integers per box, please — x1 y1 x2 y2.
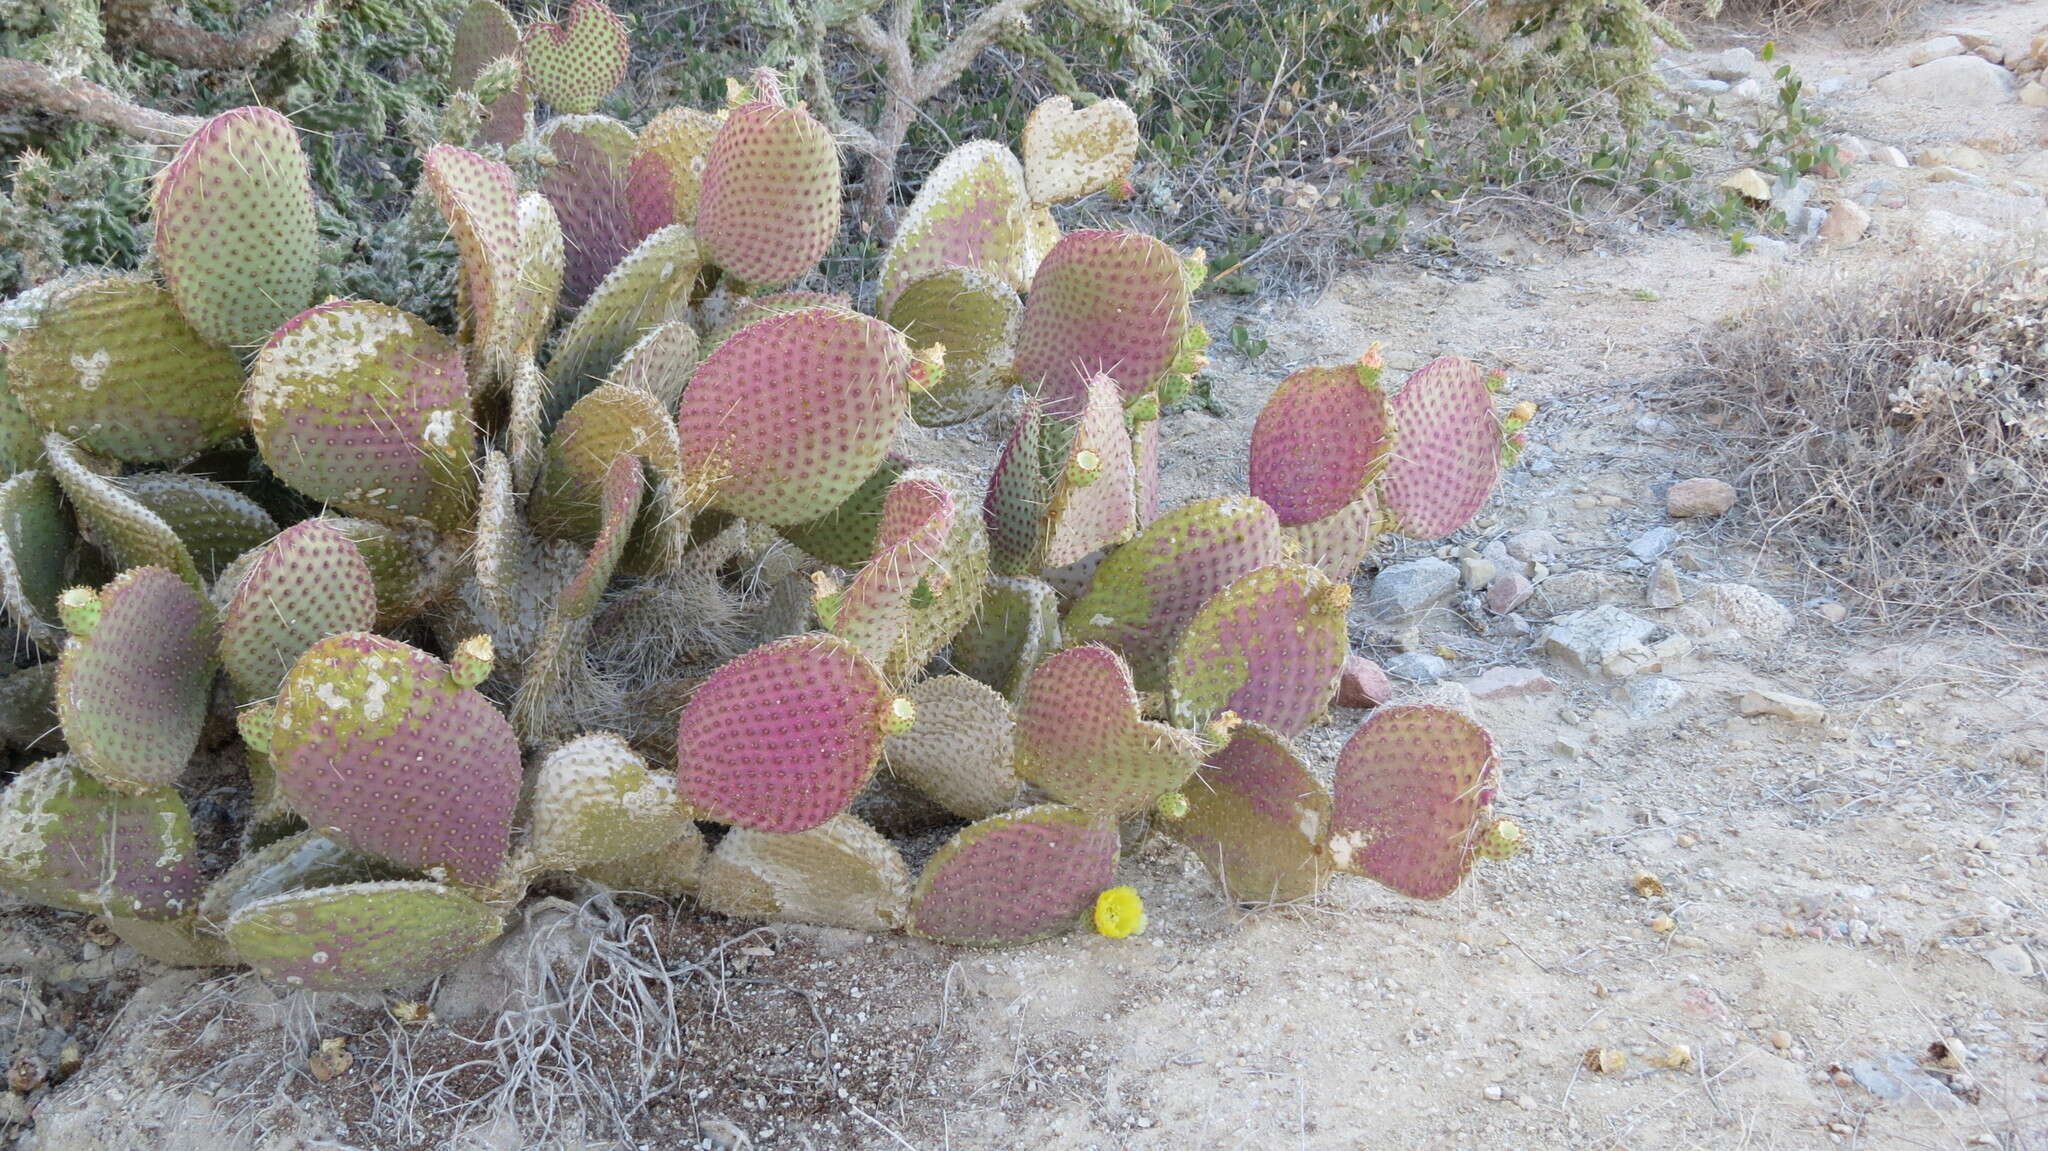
882 674 1020 819
697 815 911 931
1329 704 1499 900
0 755 202 919
225 880 503 992
1167 562 1350 737
526 733 691 870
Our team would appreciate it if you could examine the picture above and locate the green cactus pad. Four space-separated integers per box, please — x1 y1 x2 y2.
950 575 1060 699
120 472 278 583
673 633 896 832
1167 723 1332 905
697 815 911 931
0 471 72 647
879 141 1031 310
982 402 1050 576
0 755 202 919
886 267 1021 427
883 674 1020 819
907 804 1117 946
1042 374 1138 567
197 829 410 930
248 300 477 532
830 468 984 681
512 455 642 744
776 455 902 568
1281 493 1383 581
576 827 706 895
1014 230 1190 416
6 276 244 463
104 915 230 967
1167 563 1350 737
323 517 436 628
0 284 59 476
42 436 201 591
532 383 682 545
695 82 842 285
540 115 637 307
270 633 521 885
152 106 318 347
1248 361 1394 527
611 319 700 411
1329 704 1499 900
225 879 503 992
1064 494 1285 691
1013 644 1205 816
627 105 720 235
450 0 526 146
526 732 692 870
1379 357 1501 541
677 306 911 525
424 145 521 349
1020 95 1138 206
544 225 701 412
701 291 857 357
489 193 566 374
219 521 379 701
57 567 216 792
520 0 629 115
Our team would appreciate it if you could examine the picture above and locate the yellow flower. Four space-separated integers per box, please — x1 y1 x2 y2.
1093 886 1147 939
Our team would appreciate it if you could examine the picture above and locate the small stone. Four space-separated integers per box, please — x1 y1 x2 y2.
1918 144 1989 171
1675 833 1698 848
1335 654 1394 708
1516 1094 1536 1111
1706 46 1757 80
1930 1037 1969 1068
1740 689 1826 724
1926 165 1983 185
1647 560 1684 609
1820 201 1871 244
1584 1048 1627 1074
2023 81 2048 106
1652 1044 1695 1069
1553 731 1588 758
1877 146 1911 168
1984 943 2034 977
1626 676 1686 718
1972 44 2004 65
1941 27 1999 52
1729 77 1765 102
1631 870 1666 897
1817 601 1849 623
1384 651 1448 684
1871 56 2016 107
1666 477 1736 517
1505 530 1561 563
1694 582 1794 642
7 1057 45 1095
1721 168 1771 202
1627 526 1678 562
1368 558 1460 623
1769 1030 1793 1051
1483 1083 1504 1102
1487 572 1534 614
1908 35 1965 66
1459 556 1497 590
1462 666 1556 700
1649 914 1676 933
1544 606 1688 679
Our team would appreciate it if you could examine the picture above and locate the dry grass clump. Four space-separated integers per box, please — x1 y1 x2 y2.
1679 251 2048 631
1666 0 1921 43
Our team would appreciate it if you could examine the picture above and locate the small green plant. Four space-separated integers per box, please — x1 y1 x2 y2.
1229 320 1268 360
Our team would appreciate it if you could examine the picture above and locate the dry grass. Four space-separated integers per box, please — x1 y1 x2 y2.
1674 250 2048 633
1667 0 1923 44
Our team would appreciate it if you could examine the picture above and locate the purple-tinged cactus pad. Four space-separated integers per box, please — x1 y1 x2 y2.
1013 230 1188 415
901 470 989 683
152 106 318 347
611 319 700 411
695 87 841 286
883 674 1020 819
270 633 520 885
1020 95 1138 206
1168 723 1332 905
703 291 857 356
951 575 1060 699
1248 362 1394 527
698 815 911 931
1167 563 1349 737
831 471 956 674
57 568 216 792
197 829 409 930
424 145 521 347
1042 374 1138 568
907 804 1117 946
887 267 1021 427
120 472 277 583
1379 357 1501 541
677 307 910 524
492 194 565 371
0 471 71 647
627 105 721 236
225 879 503 992
247 300 477 532
778 455 905 569
1329 704 1499 900
1281 492 1383 581
540 115 638 307
323 517 436 629
983 401 1049 576
673 634 895 833
879 141 1031 310
544 225 701 411
450 0 526 146
1133 412 1161 527
527 732 691 870
220 521 379 701
1013 644 1205 816
520 0 629 115
1064 495 1285 691
0 755 202 919
6 276 244 463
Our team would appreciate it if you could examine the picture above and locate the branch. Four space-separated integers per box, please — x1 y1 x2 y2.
102 0 313 70
0 58 202 143
912 0 1043 102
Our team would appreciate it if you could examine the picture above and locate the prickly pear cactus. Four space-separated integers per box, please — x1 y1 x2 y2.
908 805 1118 946
695 73 842 286
520 0 630 115
56 568 217 793
1329 704 1499 900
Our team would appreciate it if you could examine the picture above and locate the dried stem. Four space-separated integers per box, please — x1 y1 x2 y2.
0 58 202 143
102 0 314 70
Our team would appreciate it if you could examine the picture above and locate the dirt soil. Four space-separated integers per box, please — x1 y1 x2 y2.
5 4 2048 1149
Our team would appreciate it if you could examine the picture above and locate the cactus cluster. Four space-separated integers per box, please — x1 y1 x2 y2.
0 0 1527 993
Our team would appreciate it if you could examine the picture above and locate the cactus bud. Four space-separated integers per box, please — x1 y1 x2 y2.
880 695 917 736
1154 791 1189 821
810 571 844 630
450 634 495 688
1092 885 1146 938
1476 816 1525 861
908 343 946 394
237 703 275 755
1199 709 1243 754
1485 368 1510 394
1181 248 1209 293
1507 400 1537 425
1126 391 1160 425
56 587 99 637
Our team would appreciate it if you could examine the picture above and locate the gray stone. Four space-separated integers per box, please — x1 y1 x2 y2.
1367 558 1460 623
1846 1053 1967 1110
1984 943 2035 977
1694 582 1794 642
1459 556 1498 590
1820 200 1871 244
1684 77 1731 96
1908 35 1965 66
1871 56 2016 107
1648 559 1684 609
1529 569 1634 618
1740 689 1826 724
1482 539 1530 579
1627 526 1679 561
1626 676 1688 718
1505 530 1561 563
1940 27 1999 52
1706 46 1758 80
1544 606 1693 678
1385 651 1449 684
1728 77 1765 102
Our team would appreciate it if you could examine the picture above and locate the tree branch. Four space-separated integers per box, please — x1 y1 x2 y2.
0 58 202 143
912 0 1042 102
102 0 313 70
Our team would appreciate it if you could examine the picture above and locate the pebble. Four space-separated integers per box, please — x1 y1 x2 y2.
1462 666 1557 700
1666 477 1736 517
1647 559 1684 609
1335 654 1394 708
1458 556 1496 591
1385 651 1449 684
1544 606 1693 679
2024 81 2048 107
1769 1030 1793 1050
1740 689 1826 724
1625 675 1686 718
1626 526 1678 561
1819 200 1871 244
1368 558 1460 623
1871 56 2017 107
1706 46 1758 79
1505 530 1561 563
1816 601 1849 623
1487 572 1534 614
1984 943 2034 977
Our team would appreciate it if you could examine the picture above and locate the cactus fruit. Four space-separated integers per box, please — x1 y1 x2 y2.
524 732 692 870
0 471 71 647
1167 563 1350 737
1166 724 1332 904
223 880 504 992
882 674 1021 819
695 74 842 286
627 106 722 237
697 815 911 931
1378 357 1502 541
908 805 1118 946
219 521 380 701
949 575 1060 699
1020 95 1139 207
1013 644 1205 816
0 755 202 919
1013 230 1190 415
56 568 217 793
519 0 630 115
151 107 318 347
1328 704 1499 900
879 141 1031 309
540 115 638 306
1248 361 1394 528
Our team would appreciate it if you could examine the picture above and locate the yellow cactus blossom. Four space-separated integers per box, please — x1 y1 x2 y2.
1093 886 1147 938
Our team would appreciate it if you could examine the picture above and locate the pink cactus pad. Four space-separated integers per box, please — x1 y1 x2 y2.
627 106 720 237
983 401 1049 575
1379 357 1502 541
1042 374 1137 567
1248 362 1394 527
1133 413 1161 527
450 0 526 147
879 141 1031 311
57 567 217 793
1329 704 1499 900
673 634 896 832
1013 230 1189 415
1013 644 1205 816
270 633 521 885
695 84 842 286
220 520 380 701
1168 724 1333 904
1167 562 1349 737
424 145 520 346
540 116 638 307
907 805 1119 946
519 0 629 115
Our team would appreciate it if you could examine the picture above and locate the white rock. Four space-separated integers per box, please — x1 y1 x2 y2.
1876 146 1911 168
1984 943 2034 977
1908 36 1965 66
1695 582 1794 643
1740 689 1826 724
1544 606 1692 679
2024 82 2048 107
1871 56 2016 107
1627 676 1687 719
1820 201 1872 244
1706 47 1758 80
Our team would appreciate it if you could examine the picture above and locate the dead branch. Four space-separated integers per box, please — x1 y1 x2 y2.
102 0 313 70
0 58 202 143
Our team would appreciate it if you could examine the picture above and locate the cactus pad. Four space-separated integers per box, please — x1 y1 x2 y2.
950 575 1060 699
540 115 638 306
532 383 682 544
1013 230 1190 415
152 106 318 347
1281 493 1383 581
6 276 244 463
1064 494 1285 691
1042 373 1138 567
1013 644 1205 816
424 145 521 348
491 193 566 371
830 470 956 675
777 455 904 568
0 471 71 646
576 827 706 895
544 225 701 410
907 805 1117 946
451 0 526 146
677 307 910 524
269 633 520 885
1329 704 1499 900
41 436 201 591
323 517 436 629
57 567 216 792
225 880 503 992
883 674 1020 819
627 105 721 235
1248 361 1393 527
1167 724 1332 904
695 85 841 285
247 300 477 532
513 457 642 744
198 830 409 929
120 472 278 583
0 755 202 919
983 402 1050 575
697 815 911 931
611 318 700 410
1021 95 1138 206
879 141 1030 309
526 733 692 869
1167 563 1349 737
1379 357 1500 541
219 521 379 701
886 267 1020 426
519 0 629 114
673 634 896 832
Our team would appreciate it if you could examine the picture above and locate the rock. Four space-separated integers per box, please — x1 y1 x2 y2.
1487 572 1534 614
1367 558 1460 623
1626 526 1679 562
1483 540 1530 579
1877 145 1911 167
1384 651 1448 684
1740 689 1826 724
1335 654 1394 708
1459 556 1497 590
1771 175 1815 218
1846 1053 1968 1111
1544 606 1693 679
1648 560 1684 609
1694 582 1794 642
1505 530 1561 563
1720 168 1772 202
1729 77 1765 102
433 898 595 1024
1529 570 1634 618
1706 47 1757 80
1918 145 1989 172
1462 666 1556 700
1908 35 1965 66
1972 44 2005 65
1626 676 1687 718
1819 200 1871 244
1684 77 1731 96
1926 165 1983 185
1871 56 2016 107
1941 27 1999 52
1830 134 1870 165
1983 943 2034 977
2024 81 2048 107
1817 601 1849 624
